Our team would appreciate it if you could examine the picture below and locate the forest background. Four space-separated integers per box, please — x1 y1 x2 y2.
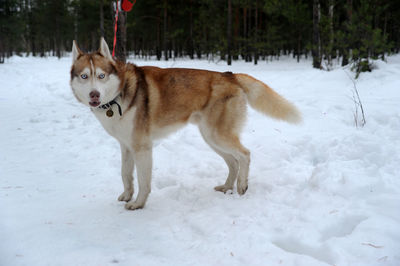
1 0 400 74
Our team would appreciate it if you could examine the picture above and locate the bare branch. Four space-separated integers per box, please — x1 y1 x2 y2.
344 70 366 127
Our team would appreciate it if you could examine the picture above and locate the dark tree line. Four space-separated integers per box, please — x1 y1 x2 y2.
1 0 399 73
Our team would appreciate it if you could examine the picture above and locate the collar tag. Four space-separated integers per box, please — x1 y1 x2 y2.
106 109 114 117
99 95 122 117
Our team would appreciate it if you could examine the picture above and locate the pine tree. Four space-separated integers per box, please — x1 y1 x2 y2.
227 0 232 65
312 0 321 68
0 0 399 66
347 0 390 77
0 0 25 61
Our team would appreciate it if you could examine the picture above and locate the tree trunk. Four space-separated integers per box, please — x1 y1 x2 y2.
189 0 194 59
233 7 239 60
163 0 168 61
91 31 97 51
0 39 4 63
328 0 334 67
342 0 352 66
55 15 61 58
297 30 301 63
74 3 79 42
247 5 252 62
295 2 301 63
312 0 321 69
243 7 247 61
254 0 258 65
100 0 105 37
382 11 387 60
157 10 161 60
27 0 36 56
227 0 232 65
116 9 127 62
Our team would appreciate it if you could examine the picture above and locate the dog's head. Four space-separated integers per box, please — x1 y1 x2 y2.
70 38 121 108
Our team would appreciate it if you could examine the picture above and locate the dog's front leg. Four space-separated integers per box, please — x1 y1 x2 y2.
118 143 135 202
125 148 152 210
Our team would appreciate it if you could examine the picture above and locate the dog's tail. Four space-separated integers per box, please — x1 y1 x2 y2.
236 74 301 124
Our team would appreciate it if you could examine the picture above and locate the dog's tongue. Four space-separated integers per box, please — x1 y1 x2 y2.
90 101 100 107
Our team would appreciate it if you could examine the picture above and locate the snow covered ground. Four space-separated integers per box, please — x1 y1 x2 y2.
1 54 399 266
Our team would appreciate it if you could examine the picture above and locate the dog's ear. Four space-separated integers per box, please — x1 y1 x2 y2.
99 37 114 61
72 40 83 63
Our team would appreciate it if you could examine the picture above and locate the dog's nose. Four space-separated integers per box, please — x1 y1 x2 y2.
89 90 100 99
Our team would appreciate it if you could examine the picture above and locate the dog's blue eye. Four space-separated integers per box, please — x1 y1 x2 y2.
98 73 105 79
81 74 88 79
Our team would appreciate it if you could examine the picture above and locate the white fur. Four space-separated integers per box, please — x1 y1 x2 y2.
92 102 153 210
92 105 143 207
151 123 185 140
92 103 134 147
71 64 120 107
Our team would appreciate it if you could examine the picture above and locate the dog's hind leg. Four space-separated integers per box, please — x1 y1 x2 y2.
199 129 239 193
214 135 250 195
200 92 250 195
118 143 134 202
214 152 239 193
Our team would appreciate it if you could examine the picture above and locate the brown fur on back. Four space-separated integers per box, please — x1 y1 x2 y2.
118 63 300 138
120 65 247 134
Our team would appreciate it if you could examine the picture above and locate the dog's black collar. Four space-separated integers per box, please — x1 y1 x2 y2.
99 94 122 116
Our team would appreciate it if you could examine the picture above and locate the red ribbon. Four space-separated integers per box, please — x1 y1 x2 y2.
112 0 136 58
112 2 119 58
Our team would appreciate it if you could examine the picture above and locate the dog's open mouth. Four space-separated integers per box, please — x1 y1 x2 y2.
89 101 101 107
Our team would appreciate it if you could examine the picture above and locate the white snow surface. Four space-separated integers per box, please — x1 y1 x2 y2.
1 55 400 266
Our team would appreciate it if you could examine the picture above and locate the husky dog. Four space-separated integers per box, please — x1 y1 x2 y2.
70 38 301 210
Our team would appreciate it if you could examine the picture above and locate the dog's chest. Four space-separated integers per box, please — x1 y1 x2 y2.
93 107 134 144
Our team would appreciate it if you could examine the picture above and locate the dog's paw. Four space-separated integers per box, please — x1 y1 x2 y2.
125 201 144 210
118 190 133 202
214 185 233 193
237 181 248 195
